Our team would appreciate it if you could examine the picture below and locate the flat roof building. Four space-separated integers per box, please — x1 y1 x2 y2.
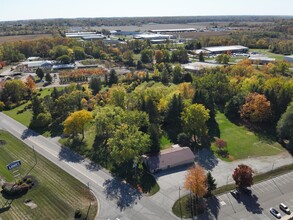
143 145 195 173
203 45 249 54
249 56 275 65
134 33 173 40
182 62 221 72
150 28 196 33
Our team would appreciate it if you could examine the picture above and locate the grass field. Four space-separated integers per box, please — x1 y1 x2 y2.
3 87 62 129
0 34 52 44
0 130 97 220
211 112 284 161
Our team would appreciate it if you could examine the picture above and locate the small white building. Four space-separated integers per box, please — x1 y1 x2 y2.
284 55 293 63
249 56 275 65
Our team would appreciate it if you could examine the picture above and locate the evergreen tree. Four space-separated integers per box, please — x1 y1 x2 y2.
199 51 205 62
182 73 193 83
146 98 159 124
172 64 182 84
161 67 169 84
206 171 217 193
31 95 45 119
148 123 160 153
89 77 102 95
45 73 52 84
36 68 44 80
51 87 60 100
108 69 118 87
192 90 215 119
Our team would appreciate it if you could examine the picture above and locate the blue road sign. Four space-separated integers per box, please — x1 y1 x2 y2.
7 160 21 170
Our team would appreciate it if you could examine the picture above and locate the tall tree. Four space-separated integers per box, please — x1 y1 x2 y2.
198 51 205 62
148 123 160 153
277 103 293 150
240 93 272 123
63 109 93 141
109 86 126 109
89 77 102 96
145 97 160 124
108 69 118 87
36 68 44 80
232 164 254 189
108 124 150 164
181 104 210 144
172 64 182 84
206 171 217 194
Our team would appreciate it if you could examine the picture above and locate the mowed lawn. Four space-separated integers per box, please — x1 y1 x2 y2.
0 130 97 220
211 112 284 161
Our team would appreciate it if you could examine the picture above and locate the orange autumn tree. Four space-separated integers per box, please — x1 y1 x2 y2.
240 92 271 123
25 76 36 90
185 165 208 198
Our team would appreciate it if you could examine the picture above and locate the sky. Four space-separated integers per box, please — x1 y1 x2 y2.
1 0 293 21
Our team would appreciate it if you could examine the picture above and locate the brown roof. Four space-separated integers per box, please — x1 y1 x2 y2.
144 146 195 171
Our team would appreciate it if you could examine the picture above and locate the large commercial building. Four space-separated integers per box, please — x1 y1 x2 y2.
202 45 249 55
150 28 196 33
134 33 173 41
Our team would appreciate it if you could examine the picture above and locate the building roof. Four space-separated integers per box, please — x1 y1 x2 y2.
65 32 96 38
22 60 54 68
249 56 275 62
134 33 173 40
144 146 195 171
182 62 221 71
203 45 248 53
284 55 293 58
81 34 104 40
150 28 196 33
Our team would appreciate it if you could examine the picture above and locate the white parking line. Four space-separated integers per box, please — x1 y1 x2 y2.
278 175 291 184
263 180 277 191
253 184 265 194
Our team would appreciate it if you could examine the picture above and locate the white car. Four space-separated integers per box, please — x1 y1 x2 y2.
279 203 291 214
270 207 281 219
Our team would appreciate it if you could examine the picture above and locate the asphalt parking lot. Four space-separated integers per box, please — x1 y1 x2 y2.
202 171 293 220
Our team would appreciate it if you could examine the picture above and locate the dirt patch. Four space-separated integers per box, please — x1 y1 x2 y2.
24 199 38 209
228 155 235 161
0 34 52 44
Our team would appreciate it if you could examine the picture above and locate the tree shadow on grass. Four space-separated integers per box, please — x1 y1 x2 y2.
197 148 219 171
21 129 38 140
0 206 11 214
58 146 85 163
103 178 142 211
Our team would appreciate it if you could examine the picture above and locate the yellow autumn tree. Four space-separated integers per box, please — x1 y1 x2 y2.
185 165 208 198
64 109 93 141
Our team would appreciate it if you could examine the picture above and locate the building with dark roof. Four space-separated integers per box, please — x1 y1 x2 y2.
142 145 195 173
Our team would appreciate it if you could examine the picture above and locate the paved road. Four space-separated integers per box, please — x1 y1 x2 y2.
0 113 179 220
201 171 293 220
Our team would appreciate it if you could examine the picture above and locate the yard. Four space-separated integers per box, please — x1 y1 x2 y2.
0 130 97 220
211 112 284 161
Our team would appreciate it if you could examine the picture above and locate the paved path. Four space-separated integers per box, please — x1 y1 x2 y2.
0 113 179 220
153 149 293 220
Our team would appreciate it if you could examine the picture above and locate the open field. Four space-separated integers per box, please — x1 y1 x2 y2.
0 130 97 220
250 48 286 61
0 34 53 44
211 112 284 161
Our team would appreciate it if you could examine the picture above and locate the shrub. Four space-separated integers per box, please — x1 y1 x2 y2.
0 101 5 111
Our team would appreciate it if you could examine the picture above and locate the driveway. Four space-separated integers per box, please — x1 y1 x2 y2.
152 148 293 216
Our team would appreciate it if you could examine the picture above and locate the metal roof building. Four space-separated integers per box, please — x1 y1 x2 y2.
182 62 221 72
284 55 293 62
150 28 196 33
134 33 173 40
249 56 275 64
203 45 249 54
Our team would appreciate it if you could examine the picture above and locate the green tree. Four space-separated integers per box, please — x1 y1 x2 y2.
108 124 150 164
108 69 118 87
172 64 182 84
73 46 85 60
45 73 53 84
224 95 245 120
1 80 28 104
36 68 44 80
199 51 205 62
141 49 153 63
109 86 126 109
31 95 45 119
123 50 134 66
148 123 160 153
57 55 72 64
206 171 217 194
89 77 102 95
155 50 163 63
64 109 93 141
277 103 293 149
171 49 189 64
145 97 160 124
181 104 210 144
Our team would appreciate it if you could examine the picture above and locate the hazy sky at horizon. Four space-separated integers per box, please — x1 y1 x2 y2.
1 0 293 21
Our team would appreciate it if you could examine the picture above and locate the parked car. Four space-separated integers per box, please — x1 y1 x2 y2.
279 203 291 214
270 207 281 219
230 190 240 199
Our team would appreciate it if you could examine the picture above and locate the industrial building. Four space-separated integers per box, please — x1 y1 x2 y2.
150 28 196 33
249 56 275 65
134 33 173 41
202 45 249 55
65 32 105 41
142 145 195 173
